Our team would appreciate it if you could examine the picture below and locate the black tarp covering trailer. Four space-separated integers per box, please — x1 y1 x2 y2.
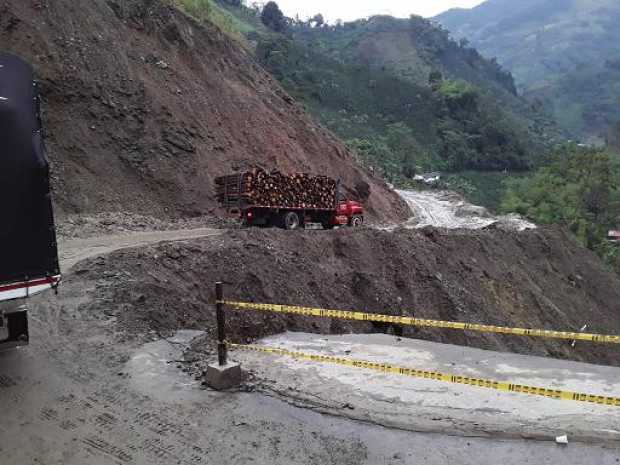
0 53 60 347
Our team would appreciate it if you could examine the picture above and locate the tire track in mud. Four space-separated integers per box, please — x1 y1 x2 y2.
0 373 17 388
0 229 225 464
31 382 213 464
0 228 225 465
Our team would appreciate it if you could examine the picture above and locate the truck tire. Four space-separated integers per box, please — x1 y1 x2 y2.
350 215 364 227
1 303 28 348
282 211 300 230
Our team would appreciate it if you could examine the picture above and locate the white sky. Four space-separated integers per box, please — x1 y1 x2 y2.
272 0 486 22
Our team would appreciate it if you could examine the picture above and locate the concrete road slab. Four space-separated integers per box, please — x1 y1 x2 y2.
233 332 620 443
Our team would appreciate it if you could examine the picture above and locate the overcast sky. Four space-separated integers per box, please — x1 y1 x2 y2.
273 0 486 22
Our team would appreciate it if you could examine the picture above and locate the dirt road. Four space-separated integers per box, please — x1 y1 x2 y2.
397 190 535 230
1 228 619 464
59 228 223 271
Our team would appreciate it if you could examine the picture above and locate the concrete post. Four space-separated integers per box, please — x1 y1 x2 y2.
206 282 242 390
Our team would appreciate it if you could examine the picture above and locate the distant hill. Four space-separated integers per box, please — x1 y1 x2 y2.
211 3 557 182
436 0 620 142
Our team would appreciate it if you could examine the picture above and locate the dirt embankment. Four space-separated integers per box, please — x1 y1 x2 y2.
72 226 620 366
1 0 408 222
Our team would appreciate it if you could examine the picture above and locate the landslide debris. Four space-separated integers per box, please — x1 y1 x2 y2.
1 0 408 222
74 226 620 366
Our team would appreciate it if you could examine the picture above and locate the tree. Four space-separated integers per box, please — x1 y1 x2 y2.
310 13 324 28
501 145 620 251
249 2 262 15
261 1 287 32
428 70 443 90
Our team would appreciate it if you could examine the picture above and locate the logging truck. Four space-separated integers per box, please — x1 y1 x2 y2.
0 53 61 349
215 169 364 230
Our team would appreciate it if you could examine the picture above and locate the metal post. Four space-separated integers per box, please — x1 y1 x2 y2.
216 282 227 366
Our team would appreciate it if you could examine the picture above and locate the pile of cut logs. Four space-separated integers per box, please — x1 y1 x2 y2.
215 168 337 209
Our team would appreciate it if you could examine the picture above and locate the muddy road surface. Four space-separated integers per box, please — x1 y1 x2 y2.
58 227 223 270
1 228 619 464
397 190 535 231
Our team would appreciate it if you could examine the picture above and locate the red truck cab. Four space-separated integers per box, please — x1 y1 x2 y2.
332 200 364 227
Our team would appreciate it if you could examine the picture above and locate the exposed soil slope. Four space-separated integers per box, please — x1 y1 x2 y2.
0 0 407 222
73 227 620 366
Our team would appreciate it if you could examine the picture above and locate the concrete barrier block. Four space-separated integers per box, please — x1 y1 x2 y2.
205 362 243 390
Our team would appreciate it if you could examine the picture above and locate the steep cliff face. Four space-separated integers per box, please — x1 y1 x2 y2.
1 0 408 221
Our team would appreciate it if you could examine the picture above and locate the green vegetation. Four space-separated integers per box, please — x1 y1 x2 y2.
178 1 557 198
501 144 620 271
532 62 620 141
177 0 211 20
253 14 555 181
438 80 476 101
443 171 525 212
175 0 252 46
345 123 428 182
260 1 287 32
437 0 620 142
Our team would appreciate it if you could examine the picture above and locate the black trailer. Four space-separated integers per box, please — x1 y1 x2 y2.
0 53 60 348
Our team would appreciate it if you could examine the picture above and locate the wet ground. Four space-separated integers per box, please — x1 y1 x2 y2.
396 190 535 231
233 332 620 443
2 318 620 464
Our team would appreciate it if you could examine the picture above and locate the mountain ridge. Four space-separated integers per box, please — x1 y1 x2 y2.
436 0 620 141
210 3 559 182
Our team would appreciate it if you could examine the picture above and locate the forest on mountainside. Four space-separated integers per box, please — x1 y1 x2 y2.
177 0 558 185
501 144 620 272
437 0 620 143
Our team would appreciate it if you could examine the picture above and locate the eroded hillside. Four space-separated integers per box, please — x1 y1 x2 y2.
75 226 620 366
0 0 408 221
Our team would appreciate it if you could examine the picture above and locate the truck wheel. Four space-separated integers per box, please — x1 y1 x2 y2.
282 211 300 230
350 215 363 227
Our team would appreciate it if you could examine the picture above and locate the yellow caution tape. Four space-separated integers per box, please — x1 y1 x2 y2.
229 343 620 407
221 301 620 344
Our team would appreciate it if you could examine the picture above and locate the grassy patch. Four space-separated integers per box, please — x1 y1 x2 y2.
175 0 249 47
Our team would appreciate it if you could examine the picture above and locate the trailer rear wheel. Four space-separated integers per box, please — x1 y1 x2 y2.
350 215 364 227
282 211 301 230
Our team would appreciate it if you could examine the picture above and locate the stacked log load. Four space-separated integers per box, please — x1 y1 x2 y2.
215 168 337 209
